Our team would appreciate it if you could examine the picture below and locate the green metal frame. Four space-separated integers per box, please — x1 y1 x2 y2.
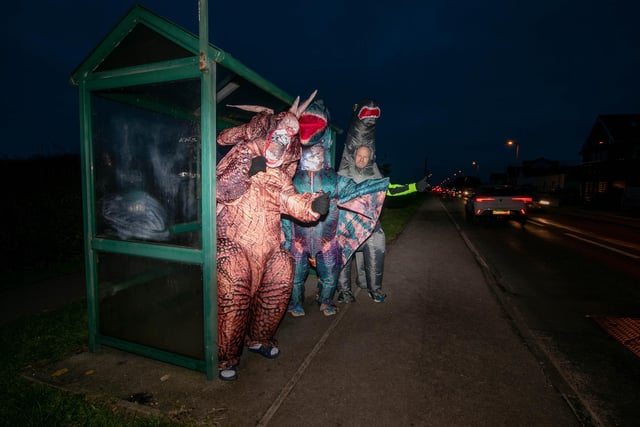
71 3 300 380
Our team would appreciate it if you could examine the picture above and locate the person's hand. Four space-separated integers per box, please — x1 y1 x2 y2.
416 176 431 192
311 193 330 216
249 156 267 177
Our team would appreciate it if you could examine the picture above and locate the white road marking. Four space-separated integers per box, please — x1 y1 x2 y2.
529 217 640 253
564 233 640 259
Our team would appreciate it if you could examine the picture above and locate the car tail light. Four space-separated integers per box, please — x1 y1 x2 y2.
475 197 495 202
512 197 532 203
520 208 526 215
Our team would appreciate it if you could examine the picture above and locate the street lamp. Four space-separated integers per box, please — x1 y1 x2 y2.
471 160 479 175
505 139 519 162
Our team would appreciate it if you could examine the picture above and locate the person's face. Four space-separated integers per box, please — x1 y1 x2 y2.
355 146 371 169
300 144 324 171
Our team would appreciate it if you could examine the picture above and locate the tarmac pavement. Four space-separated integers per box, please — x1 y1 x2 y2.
11 197 587 426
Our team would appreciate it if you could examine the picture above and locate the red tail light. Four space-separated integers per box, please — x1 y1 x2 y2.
512 197 532 203
475 197 495 202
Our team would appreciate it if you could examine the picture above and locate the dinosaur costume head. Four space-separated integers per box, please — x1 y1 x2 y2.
339 99 380 169
227 90 318 168
263 112 299 168
338 99 381 176
298 99 333 171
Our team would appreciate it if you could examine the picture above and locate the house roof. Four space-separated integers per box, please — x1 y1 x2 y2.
582 114 640 152
597 114 640 138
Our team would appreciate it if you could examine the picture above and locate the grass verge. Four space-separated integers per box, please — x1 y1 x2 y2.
381 193 426 243
0 302 176 426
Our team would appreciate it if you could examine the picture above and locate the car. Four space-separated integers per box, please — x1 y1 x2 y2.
449 176 481 200
458 185 478 200
465 185 532 224
518 185 561 210
530 192 561 209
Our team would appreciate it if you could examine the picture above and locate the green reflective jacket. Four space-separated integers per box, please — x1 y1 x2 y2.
386 182 418 197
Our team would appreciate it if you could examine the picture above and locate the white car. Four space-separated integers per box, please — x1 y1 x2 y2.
465 185 531 224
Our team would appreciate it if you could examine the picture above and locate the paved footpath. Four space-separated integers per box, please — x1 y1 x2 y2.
21 197 582 426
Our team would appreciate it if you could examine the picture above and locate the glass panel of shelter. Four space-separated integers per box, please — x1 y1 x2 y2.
91 79 202 249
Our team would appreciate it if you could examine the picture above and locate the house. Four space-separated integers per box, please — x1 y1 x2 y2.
579 114 640 211
518 157 565 191
507 157 581 207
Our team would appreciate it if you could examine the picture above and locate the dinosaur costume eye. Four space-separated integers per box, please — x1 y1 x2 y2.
265 129 292 167
272 129 291 146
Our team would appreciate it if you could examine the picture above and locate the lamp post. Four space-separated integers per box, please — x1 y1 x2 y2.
505 139 519 162
505 139 521 185
471 160 479 176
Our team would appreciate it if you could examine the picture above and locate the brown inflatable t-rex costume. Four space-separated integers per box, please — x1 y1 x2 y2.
215 91 328 381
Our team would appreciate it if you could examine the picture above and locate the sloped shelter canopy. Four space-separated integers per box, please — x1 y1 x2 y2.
70 4 300 380
70 4 295 129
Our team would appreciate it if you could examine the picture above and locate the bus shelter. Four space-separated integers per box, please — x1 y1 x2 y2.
70 3 296 380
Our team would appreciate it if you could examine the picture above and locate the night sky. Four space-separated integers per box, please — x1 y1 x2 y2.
3 1 640 183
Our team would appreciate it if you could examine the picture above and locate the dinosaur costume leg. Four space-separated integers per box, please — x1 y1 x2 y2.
288 242 310 309
315 239 341 305
354 251 367 289
246 247 294 348
217 237 252 370
360 227 386 296
337 255 356 303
